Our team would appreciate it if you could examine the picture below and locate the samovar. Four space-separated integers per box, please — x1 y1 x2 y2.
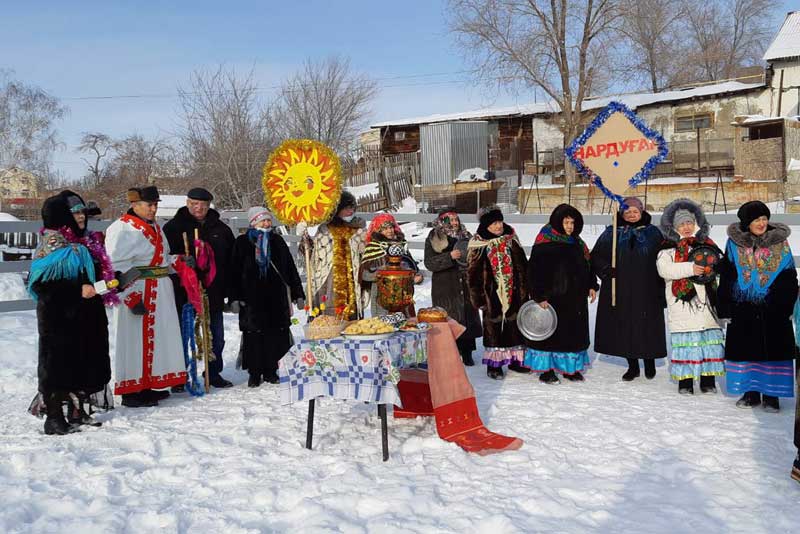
376 243 415 314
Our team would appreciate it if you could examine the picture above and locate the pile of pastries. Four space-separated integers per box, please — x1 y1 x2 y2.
343 317 395 335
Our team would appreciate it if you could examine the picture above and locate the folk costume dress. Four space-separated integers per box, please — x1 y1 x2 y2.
466 221 528 368
717 220 797 398
656 199 725 384
524 205 597 376
105 211 187 395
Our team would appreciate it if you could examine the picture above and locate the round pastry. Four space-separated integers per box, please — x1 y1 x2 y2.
417 306 448 323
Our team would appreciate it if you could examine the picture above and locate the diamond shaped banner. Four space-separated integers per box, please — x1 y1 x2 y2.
566 101 668 206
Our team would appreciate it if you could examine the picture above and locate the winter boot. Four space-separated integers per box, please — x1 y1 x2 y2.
508 361 531 374
142 389 170 402
735 391 761 408
248 373 262 388
67 395 101 427
791 453 800 484
622 359 640 381
539 370 560 384
762 395 780 413
699 375 717 394
44 394 79 435
563 372 585 382
644 359 656 380
461 351 475 367
678 378 694 395
121 392 158 408
171 384 185 393
487 366 505 380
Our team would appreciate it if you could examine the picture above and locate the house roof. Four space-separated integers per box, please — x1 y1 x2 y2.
764 11 800 62
371 80 764 128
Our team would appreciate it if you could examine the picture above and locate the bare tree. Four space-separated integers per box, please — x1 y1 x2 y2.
449 0 620 182
619 0 687 92
272 56 378 152
178 66 274 209
684 0 777 82
0 70 68 178
77 132 113 189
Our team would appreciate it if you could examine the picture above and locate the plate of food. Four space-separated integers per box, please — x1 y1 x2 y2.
399 322 431 332
342 317 397 340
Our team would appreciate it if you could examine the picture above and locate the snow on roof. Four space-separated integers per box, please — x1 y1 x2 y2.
158 195 188 209
764 11 800 62
0 212 21 222
371 81 764 128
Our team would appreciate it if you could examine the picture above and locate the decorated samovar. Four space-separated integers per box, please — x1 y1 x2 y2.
376 243 415 314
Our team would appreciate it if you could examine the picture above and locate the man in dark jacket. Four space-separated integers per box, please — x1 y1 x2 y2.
163 187 235 388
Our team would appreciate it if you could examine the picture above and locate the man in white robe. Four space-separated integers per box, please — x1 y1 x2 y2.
105 186 187 407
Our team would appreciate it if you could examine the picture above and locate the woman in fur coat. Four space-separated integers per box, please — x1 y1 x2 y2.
424 208 482 366
591 196 667 381
657 198 725 395
717 200 797 412
28 191 114 434
228 207 305 387
467 206 529 380
524 204 598 384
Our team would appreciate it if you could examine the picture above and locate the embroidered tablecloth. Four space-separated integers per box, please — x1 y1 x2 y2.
278 331 427 406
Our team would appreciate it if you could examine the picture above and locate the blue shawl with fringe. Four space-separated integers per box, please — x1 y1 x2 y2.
725 237 793 303
27 229 96 300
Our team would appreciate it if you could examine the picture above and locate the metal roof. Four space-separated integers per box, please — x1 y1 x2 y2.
764 11 800 62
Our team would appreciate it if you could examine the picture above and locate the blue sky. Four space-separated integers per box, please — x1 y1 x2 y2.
1 0 794 180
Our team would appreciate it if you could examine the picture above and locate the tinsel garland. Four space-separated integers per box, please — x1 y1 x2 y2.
180 303 206 397
329 223 357 318
58 226 120 306
565 101 668 208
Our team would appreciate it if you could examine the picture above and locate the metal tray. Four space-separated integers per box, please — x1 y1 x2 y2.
517 300 558 341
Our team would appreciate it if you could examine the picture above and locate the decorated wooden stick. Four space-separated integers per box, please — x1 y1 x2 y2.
611 201 617 308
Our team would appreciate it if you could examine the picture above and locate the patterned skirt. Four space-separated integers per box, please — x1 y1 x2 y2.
725 360 795 397
523 349 591 375
669 328 725 381
482 346 525 368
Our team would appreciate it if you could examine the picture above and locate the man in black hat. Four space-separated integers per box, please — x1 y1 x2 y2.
163 187 235 389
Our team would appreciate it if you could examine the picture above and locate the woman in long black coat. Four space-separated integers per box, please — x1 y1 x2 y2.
590 196 666 381
717 200 797 412
525 204 598 384
228 207 305 387
424 208 482 366
466 206 529 380
29 191 112 434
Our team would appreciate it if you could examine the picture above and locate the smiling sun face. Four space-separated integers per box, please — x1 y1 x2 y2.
263 140 342 225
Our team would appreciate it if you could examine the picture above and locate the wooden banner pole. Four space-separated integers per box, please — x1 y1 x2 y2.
611 201 617 308
303 230 313 313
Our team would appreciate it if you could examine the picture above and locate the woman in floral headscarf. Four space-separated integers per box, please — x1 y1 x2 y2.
360 213 422 317
424 208 482 366
467 206 529 380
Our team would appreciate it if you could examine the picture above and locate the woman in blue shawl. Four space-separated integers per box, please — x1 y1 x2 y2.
717 201 797 412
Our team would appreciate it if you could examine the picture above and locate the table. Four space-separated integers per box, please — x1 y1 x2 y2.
278 330 427 461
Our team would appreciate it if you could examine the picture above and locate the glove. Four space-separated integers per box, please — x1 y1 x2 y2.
182 255 197 269
130 301 147 315
229 300 241 314
295 298 305 310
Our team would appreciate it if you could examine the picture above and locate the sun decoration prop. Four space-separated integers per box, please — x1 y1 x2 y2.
262 139 343 226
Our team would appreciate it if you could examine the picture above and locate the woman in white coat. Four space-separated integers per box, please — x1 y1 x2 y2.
657 198 725 395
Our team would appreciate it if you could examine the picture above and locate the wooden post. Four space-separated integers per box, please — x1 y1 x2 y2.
378 404 389 461
611 201 618 308
306 399 315 450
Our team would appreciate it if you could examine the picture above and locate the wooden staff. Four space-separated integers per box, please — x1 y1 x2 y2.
194 228 210 393
303 229 313 313
182 232 190 258
611 201 617 307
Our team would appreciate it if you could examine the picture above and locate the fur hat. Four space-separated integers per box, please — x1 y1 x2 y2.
247 206 272 227
549 203 584 236
336 191 357 213
127 186 160 203
41 190 86 235
737 200 770 231
478 205 503 226
660 198 709 241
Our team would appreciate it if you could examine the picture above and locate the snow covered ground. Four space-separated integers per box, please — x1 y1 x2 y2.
2 275 800 533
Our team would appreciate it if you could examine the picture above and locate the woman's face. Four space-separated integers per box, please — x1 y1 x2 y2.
380 225 396 239
677 220 695 238
72 211 86 230
487 220 504 236
254 218 272 230
623 207 641 223
449 215 460 230
749 215 769 236
562 216 575 236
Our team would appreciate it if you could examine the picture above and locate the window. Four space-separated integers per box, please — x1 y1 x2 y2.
675 112 714 132
394 131 406 141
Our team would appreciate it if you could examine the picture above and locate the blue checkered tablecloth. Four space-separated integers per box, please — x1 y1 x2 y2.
278 331 427 406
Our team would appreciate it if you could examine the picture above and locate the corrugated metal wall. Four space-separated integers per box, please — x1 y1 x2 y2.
420 121 488 185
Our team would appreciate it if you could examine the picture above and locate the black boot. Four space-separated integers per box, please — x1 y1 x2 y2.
248 373 262 388
699 375 717 394
644 359 656 379
487 366 505 380
736 391 761 408
792 453 800 484
563 371 585 382
44 393 79 435
461 351 475 367
678 378 694 395
67 395 101 427
539 370 560 384
622 359 640 381
121 392 158 408
508 361 531 374
763 395 780 413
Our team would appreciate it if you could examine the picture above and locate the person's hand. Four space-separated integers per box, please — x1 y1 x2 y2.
589 289 597 303
538 300 550 309
81 284 97 299
450 249 462 260
182 255 197 269
413 273 423 284
692 264 705 276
